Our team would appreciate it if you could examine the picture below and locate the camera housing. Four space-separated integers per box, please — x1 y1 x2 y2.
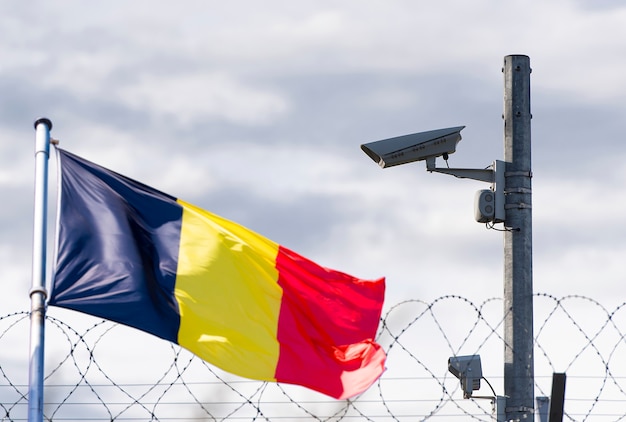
360 126 465 168
475 189 495 223
448 355 482 399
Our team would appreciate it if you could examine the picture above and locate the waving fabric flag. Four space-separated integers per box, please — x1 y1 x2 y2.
49 149 386 399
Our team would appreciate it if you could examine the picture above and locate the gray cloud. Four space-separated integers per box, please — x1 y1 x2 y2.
2 5 626 405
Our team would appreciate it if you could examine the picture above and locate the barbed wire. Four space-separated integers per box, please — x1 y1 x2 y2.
1 294 626 421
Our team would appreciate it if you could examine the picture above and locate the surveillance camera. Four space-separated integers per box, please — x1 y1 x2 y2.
448 355 482 399
360 126 465 169
475 189 496 223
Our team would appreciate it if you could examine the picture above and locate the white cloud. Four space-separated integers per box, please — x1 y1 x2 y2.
534 173 626 231
118 72 289 126
0 129 35 188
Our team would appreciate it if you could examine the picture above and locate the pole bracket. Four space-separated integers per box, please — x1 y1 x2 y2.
29 287 48 300
505 170 532 178
506 187 532 194
505 406 535 413
505 203 532 210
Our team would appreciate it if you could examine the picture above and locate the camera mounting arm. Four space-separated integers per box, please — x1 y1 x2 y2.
359 126 506 224
426 158 506 223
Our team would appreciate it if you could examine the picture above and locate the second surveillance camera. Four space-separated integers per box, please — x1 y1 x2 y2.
448 354 482 399
360 126 465 169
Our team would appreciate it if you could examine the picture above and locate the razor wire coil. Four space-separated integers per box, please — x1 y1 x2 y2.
2 294 626 421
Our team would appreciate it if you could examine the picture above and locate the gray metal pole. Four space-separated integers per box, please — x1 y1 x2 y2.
503 55 534 421
28 118 52 422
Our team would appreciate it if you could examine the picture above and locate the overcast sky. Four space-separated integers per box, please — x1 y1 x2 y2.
2 0 626 416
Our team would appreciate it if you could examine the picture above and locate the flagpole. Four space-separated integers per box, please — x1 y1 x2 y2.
29 118 52 422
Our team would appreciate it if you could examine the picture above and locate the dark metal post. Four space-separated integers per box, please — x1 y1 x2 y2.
503 55 534 421
549 373 566 422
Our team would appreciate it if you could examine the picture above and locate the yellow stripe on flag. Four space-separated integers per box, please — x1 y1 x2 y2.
174 199 282 380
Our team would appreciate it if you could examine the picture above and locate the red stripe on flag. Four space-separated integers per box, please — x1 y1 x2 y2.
274 245 386 399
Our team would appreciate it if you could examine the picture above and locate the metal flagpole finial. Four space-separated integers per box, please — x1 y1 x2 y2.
33 118 53 131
